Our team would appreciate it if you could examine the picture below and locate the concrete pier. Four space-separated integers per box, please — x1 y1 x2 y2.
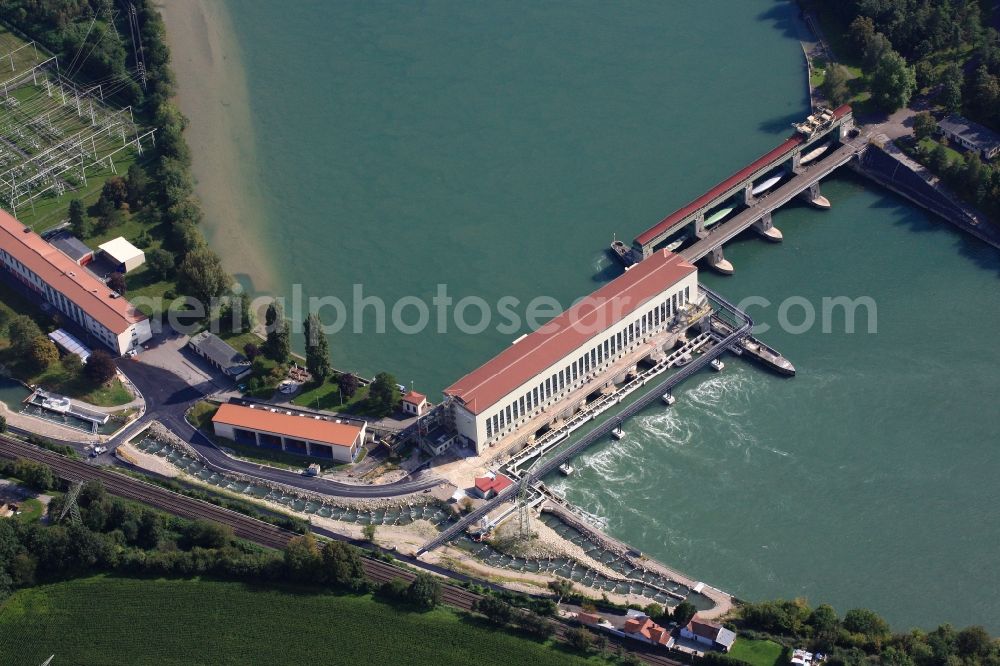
753 212 783 242
704 246 734 274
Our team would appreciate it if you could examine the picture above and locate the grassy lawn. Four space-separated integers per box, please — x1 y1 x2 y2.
22 362 133 407
12 497 44 523
187 400 219 430
916 137 967 165
0 576 601 666
730 638 787 666
292 379 367 411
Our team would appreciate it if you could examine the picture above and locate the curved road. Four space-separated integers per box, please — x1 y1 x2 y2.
113 344 443 499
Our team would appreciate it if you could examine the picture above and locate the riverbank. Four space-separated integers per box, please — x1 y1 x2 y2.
158 0 277 294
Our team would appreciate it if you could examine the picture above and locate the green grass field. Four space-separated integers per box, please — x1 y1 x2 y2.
730 638 787 666
0 576 601 666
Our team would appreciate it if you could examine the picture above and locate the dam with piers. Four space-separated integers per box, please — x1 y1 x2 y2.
613 105 862 274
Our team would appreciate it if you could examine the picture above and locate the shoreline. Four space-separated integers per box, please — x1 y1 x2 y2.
158 0 277 294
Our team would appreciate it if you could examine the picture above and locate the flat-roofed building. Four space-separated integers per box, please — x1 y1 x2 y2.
444 250 701 454
98 236 145 273
938 114 1000 160
0 210 151 355
188 331 251 380
211 402 366 463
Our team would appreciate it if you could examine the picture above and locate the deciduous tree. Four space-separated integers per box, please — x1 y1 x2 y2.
871 50 916 112
85 350 118 386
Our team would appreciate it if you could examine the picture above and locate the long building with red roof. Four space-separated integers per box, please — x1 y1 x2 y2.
0 209 151 355
444 249 699 453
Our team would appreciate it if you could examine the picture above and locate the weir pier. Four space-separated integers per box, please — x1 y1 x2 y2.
617 105 864 274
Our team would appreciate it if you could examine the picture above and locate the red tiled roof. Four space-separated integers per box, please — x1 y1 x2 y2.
473 473 513 494
402 390 426 405
0 209 146 334
687 618 723 641
624 617 670 645
634 104 851 247
212 403 363 448
444 250 695 414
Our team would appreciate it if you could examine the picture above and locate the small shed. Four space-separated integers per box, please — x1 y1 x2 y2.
50 232 94 265
98 237 145 273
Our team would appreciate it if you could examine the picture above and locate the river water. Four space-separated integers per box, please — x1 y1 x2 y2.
209 1 999 630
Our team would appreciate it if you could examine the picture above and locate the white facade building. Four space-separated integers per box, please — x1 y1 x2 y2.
444 250 700 453
0 210 151 355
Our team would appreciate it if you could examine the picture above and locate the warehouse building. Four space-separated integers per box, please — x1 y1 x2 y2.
211 403 366 463
98 236 145 273
444 250 702 454
0 210 151 355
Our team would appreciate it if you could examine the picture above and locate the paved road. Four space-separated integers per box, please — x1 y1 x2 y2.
110 333 443 499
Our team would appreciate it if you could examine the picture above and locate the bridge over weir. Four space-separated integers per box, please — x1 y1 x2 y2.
417 285 752 555
680 136 868 268
628 105 861 273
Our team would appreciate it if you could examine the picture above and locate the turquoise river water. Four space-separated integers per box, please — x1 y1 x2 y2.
216 1 999 630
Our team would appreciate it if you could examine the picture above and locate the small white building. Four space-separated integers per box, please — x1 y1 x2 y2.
938 114 1000 160
680 617 737 653
401 390 428 416
98 237 145 273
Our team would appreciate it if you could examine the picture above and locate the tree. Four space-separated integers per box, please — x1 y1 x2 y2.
565 626 594 653
303 314 332 381
321 540 366 588
930 142 951 173
68 198 90 237
28 336 59 372
100 176 128 209
822 63 851 106
338 372 359 399
955 626 991 658
284 533 323 581
871 50 916 112
644 603 665 621
264 302 290 362
85 350 118 386
362 523 377 542
126 163 149 209
183 519 233 549
672 600 697 626
368 372 400 416
8 315 42 353
517 613 555 639
243 342 260 361
913 111 937 141
808 603 840 635
146 248 175 281
406 573 441 610
474 596 515 625
14 459 56 491
843 608 890 639
0 414 6 434
848 16 876 57
107 272 126 295
914 60 935 90
178 248 231 304
548 578 573 603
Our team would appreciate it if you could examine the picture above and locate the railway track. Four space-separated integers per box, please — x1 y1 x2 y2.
0 436 681 666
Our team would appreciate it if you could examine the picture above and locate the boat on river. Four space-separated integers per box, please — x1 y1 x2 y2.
662 392 676 406
711 316 796 376
611 426 625 440
609 239 636 266
558 463 575 476
751 174 782 195
703 206 734 229
799 143 829 165
710 358 725 372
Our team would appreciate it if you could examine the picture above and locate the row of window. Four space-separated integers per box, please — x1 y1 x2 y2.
484 285 692 441
0 251 120 350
